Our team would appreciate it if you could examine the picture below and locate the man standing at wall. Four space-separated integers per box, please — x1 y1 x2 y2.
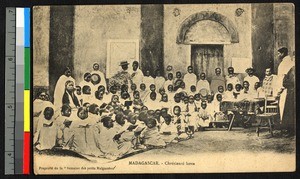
276 47 295 136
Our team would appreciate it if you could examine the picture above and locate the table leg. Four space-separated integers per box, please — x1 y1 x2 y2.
228 113 235 131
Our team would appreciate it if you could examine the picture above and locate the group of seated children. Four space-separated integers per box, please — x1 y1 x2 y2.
33 64 267 159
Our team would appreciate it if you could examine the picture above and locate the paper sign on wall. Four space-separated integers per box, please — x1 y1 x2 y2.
231 57 252 73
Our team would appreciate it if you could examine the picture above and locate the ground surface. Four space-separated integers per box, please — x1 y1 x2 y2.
34 128 296 174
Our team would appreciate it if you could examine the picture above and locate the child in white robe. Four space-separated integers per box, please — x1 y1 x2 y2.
139 83 148 102
166 84 175 103
233 84 243 100
80 85 94 104
183 66 197 91
129 83 138 98
64 107 103 157
196 73 210 93
172 105 189 140
33 92 53 117
154 70 166 92
189 85 197 96
213 94 227 122
132 91 144 111
159 93 170 109
55 104 73 146
164 73 174 91
144 91 160 110
33 100 55 134
160 114 178 144
143 70 155 90
213 85 225 101
186 96 198 135
193 93 202 110
197 101 213 129
108 94 123 111
91 63 107 92
253 82 265 98
34 107 58 150
141 118 166 148
223 83 235 100
98 116 133 160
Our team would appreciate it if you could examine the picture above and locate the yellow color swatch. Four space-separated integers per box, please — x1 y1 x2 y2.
24 90 30 132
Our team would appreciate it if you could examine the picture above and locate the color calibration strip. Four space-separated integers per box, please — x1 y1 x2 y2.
23 8 31 175
5 7 30 175
16 8 25 174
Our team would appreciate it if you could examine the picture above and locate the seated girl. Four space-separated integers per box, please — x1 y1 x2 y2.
159 93 169 109
166 84 175 103
197 101 213 130
186 95 198 135
34 106 58 150
213 94 228 122
223 83 234 100
139 83 148 101
141 117 166 149
81 85 94 104
160 114 178 144
172 105 189 140
129 83 137 97
132 90 144 110
98 116 133 160
108 94 122 110
64 107 103 157
144 91 159 110
233 84 243 100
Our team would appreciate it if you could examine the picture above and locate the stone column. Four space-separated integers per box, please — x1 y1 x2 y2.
251 4 274 80
140 5 164 77
49 6 75 98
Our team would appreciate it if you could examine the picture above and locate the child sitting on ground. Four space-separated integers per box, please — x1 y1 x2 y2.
34 106 58 150
55 104 73 147
139 83 148 101
98 116 133 160
132 90 144 111
172 105 189 140
64 107 103 157
141 117 166 149
197 101 213 130
160 114 178 144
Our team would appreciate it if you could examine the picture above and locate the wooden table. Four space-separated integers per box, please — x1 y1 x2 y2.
220 98 265 131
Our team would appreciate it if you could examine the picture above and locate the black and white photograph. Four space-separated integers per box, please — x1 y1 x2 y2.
32 3 296 174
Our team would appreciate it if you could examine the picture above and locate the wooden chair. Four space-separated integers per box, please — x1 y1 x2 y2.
256 97 278 137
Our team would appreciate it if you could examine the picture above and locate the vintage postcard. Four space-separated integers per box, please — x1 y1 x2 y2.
33 3 296 174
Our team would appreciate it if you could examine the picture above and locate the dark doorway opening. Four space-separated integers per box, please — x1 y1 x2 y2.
191 44 224 81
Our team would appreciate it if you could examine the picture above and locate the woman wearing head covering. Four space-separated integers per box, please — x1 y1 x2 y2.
53 67 76 109
62 80 80 109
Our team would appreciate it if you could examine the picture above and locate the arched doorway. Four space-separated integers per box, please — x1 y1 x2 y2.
177 11 239 81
